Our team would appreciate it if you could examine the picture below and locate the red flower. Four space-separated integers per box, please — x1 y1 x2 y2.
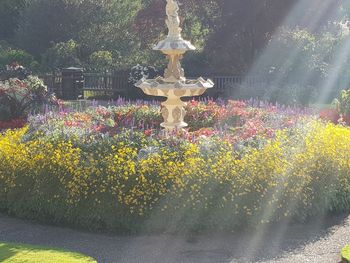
96 107 111 118
0 88 6 96
228 100 247 108
15 79 27 89
144 129 153 136
95 124 106 132
0 118 27 130
339 114 350 126
286 118 296 127
319 109 340 124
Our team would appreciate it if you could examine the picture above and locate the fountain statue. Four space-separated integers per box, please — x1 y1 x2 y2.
136 0 214 131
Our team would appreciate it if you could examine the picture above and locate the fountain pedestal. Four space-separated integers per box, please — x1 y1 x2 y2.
161 96 187 130
136 0 214 131
138 78 213 131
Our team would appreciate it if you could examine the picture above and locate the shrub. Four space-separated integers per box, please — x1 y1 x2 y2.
334 89 350 116
42 40 81 70
0 63 30 81
0 41 38 70
324 89 350 126
0 76 55 121
88 51 114 72
0 47 37 70
319 108 340 124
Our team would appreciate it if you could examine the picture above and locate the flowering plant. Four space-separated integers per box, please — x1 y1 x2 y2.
0 76 56 121
333 89 350 125
334 89 350 116
1 121 349 233
0 118 27 130
1 97 350 233
23 99 313 150
0 63 30 81
319 108 340 124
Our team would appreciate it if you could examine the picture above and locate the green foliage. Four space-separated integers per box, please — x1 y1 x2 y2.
15 0 102 56
0 41 12 52
0 0 26 40
261 28 322 86
250 27 349 105
42 40 81 70
334 89 350 116
0 48 36 69
0 62 31 81
14 0 144 70
0 242 97 263
2 0 348 101
0 76 54 121
77 0 143 70
88 51 114 72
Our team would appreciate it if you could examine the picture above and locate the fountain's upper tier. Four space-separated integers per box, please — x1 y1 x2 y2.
137 76 213 89
136 0 214 92
136 77 214 98
154 37 195 54
154 0 196 54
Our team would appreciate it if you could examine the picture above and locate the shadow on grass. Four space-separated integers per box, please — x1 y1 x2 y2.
0 243 18 261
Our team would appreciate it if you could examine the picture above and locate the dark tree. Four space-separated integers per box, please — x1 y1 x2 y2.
0 0 26 40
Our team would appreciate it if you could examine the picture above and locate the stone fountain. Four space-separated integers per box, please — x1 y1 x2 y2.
136 0 214 131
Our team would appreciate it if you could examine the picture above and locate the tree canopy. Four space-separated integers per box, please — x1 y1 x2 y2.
0 0 26 40
0 0 348 76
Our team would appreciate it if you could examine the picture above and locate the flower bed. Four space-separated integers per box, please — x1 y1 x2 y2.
0 100 349 233
28 99 311 143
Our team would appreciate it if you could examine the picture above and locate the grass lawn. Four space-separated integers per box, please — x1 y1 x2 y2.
342 244 350 262
0 242 97 263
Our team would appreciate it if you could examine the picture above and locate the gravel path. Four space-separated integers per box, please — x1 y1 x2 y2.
0 213 349 263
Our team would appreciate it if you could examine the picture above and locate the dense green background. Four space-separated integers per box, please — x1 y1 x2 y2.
1 0 350 103
0 0 348 72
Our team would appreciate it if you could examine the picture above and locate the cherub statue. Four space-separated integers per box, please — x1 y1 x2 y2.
166 0 182 38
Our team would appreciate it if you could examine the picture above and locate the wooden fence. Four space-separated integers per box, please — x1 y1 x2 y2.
41 74 63 97
42 72 267 100
211 76 267 96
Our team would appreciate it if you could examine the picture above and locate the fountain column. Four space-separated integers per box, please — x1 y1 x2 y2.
136 0 214 131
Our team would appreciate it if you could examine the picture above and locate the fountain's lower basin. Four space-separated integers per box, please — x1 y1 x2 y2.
136 77 214 130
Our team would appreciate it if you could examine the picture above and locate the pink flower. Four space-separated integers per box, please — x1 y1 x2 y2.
144 129 153 136
319 109 339 124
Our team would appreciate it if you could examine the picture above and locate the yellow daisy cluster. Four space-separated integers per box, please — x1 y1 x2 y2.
0 121 349 232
